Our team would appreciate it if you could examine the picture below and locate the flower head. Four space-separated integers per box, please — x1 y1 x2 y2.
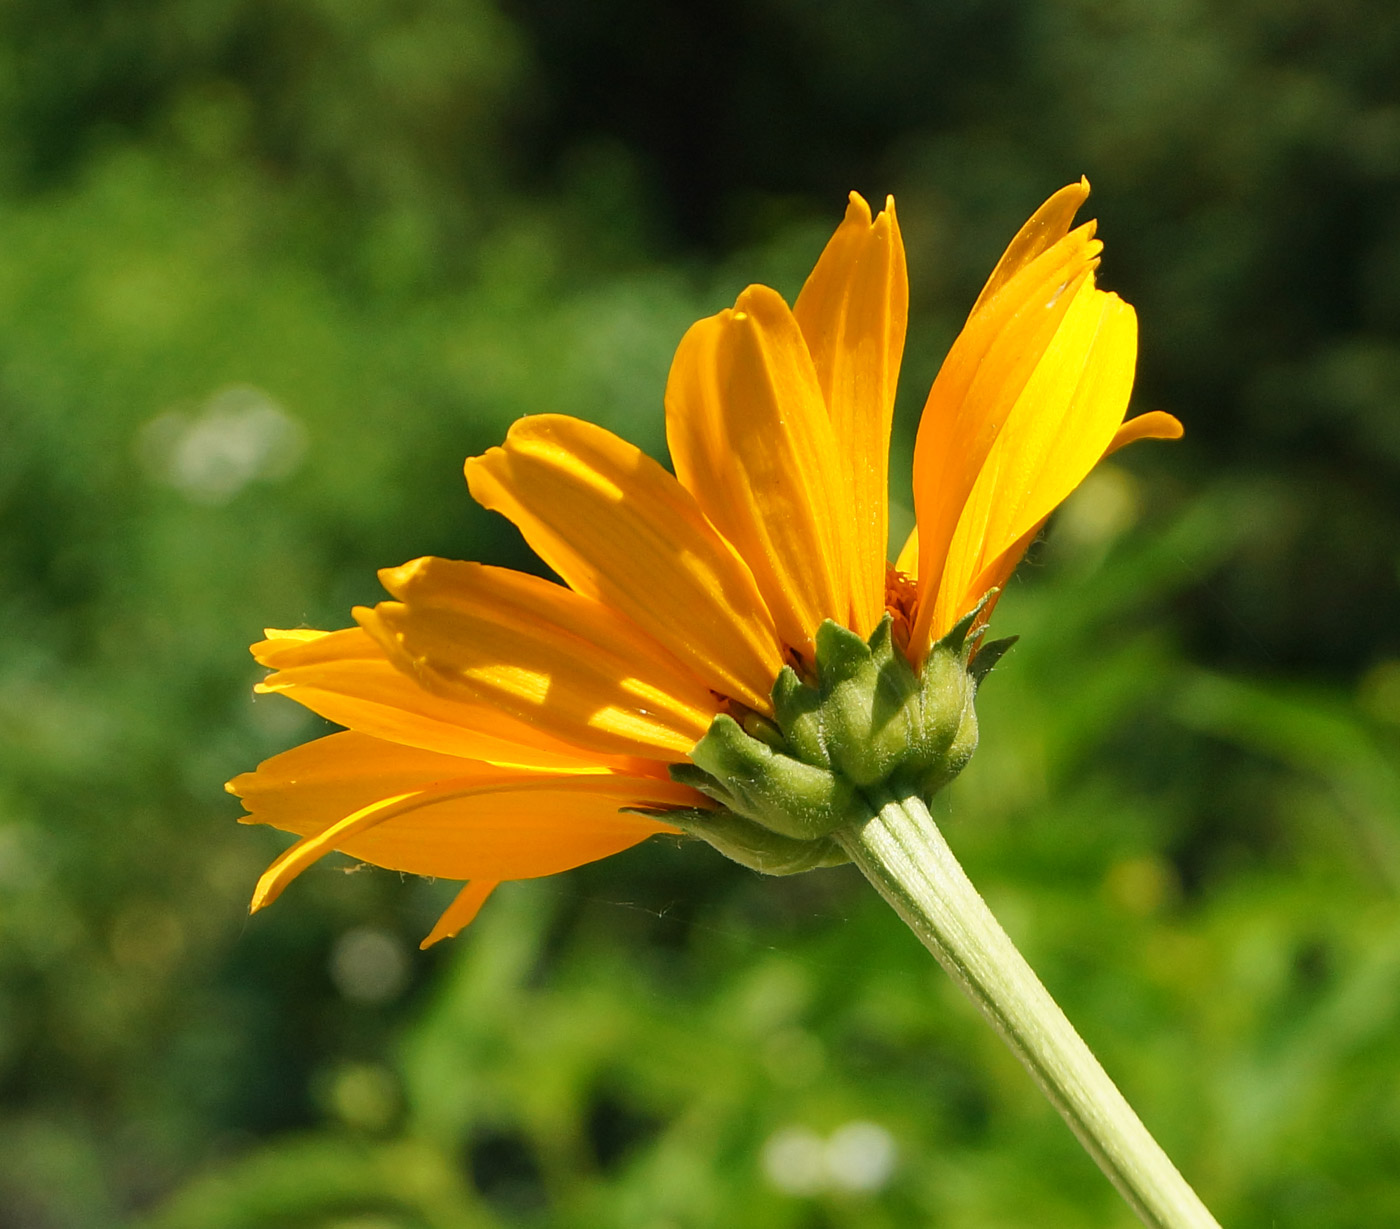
229 181 1181 946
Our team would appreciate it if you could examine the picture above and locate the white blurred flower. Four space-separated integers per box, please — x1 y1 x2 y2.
329 926 408 1004
824 1120 897 1192
761 1119 897 1196
761 1126 828 1196
138 384 307 504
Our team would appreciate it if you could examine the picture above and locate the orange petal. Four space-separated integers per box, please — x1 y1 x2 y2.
358 557 721 761
793 193 909 636
231 731 695 907
1105 409 1184 456
260 627 326 645
420 880 498 948
464 414 784 711
253 626 637 771
229 731 478 838
666 285 852 659
911 187 1104 652
928 280 1139 641
967 178 1092 316
329 775 687 881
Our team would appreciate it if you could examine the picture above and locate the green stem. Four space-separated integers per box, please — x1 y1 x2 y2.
837 793 1220 1229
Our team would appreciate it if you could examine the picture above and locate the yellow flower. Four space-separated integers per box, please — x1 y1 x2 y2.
228 180 1181 947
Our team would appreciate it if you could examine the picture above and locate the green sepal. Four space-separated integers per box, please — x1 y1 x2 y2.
632 806 851 876
661 598 1006 873
771 665 830 768
668 761 740 811
936 589 998 657
914 675 979 796
739 711 787 750
684 714 868 840
969 636 1018 687
812 619 924 788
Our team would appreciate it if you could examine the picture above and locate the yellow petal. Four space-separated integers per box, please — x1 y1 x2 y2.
895 526 919 579
232 731 693 909
420 880 498 948
968 178 1092 316
253 626 641 772
1105 409 1184 455
928 280 1139 641
261 627 326 644
911 189 1104 652
793 193 909 636
464 414 784 711
358 557 721 760
666 284 852 659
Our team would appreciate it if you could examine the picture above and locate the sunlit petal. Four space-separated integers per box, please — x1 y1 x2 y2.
421 880 498 949
929 281 1138 640
667 285 852 658
464 414 784 711
358 557 720 760
911 185 1105 652
231 731 694 908
253 626 640 771
968 178 1092 315
793 192 909 635
1106 410 1184 455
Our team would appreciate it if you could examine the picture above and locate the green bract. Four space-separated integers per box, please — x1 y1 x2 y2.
662 604 1015 875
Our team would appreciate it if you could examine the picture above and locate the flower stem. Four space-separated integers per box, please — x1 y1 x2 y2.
836 793 1220 1229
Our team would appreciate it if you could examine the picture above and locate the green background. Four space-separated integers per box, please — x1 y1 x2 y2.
3 1 1399 1225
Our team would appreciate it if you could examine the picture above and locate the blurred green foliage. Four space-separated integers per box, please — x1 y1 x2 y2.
1 0 1399 1225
